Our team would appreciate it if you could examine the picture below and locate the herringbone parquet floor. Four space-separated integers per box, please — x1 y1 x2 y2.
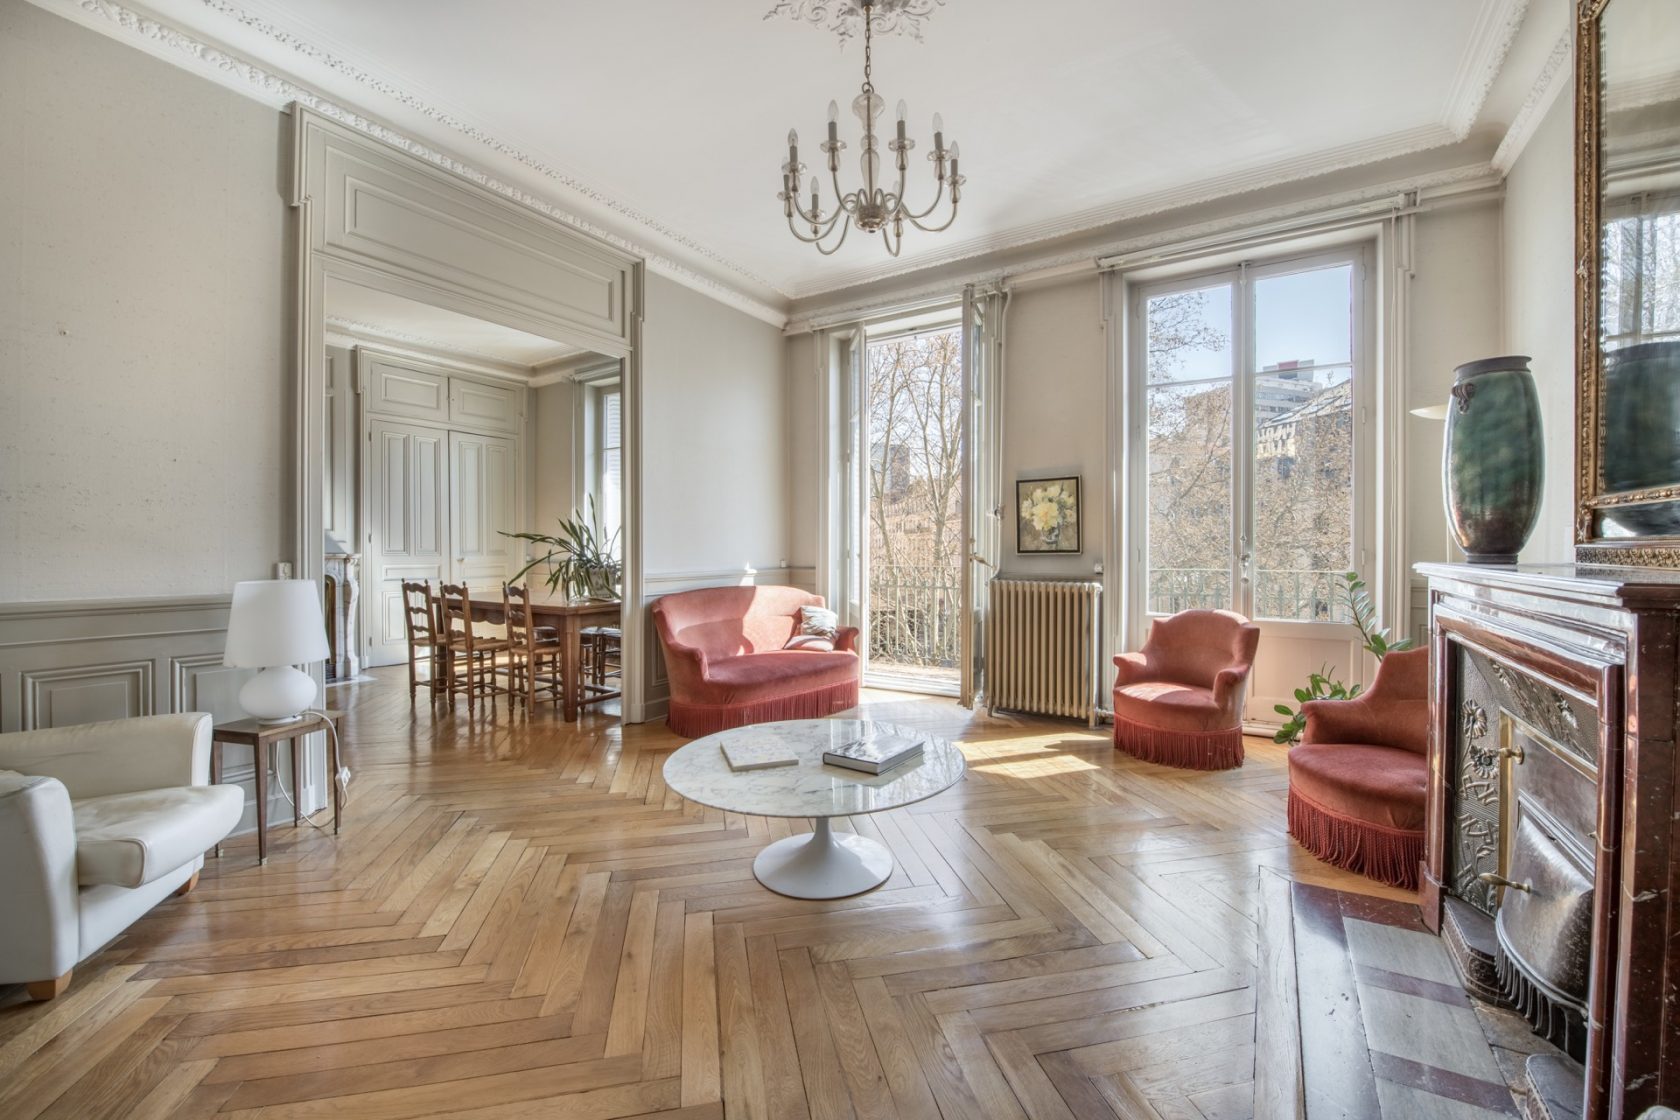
0 673 1411 1120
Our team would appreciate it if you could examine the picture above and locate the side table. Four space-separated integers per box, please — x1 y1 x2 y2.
211 711 342 864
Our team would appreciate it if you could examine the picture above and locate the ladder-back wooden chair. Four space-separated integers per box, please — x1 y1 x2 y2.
581 625 623 708
401 580 446 702
503 583 562 710
437 583 512 714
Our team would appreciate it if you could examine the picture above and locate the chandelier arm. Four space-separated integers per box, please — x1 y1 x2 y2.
881 225 902 258
784 211 846 245
813 217 852 255
901 177 947 222
906 201 960 234
789 189 836 227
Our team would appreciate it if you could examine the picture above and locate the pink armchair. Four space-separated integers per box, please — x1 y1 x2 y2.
1111 609 1260 770
1286 646 1429 889
651 586 860 738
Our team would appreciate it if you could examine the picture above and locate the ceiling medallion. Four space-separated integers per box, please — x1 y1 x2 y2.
764 0 946 43
775 0 963 257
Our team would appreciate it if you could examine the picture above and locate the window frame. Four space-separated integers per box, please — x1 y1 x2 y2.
1126 243 1375 643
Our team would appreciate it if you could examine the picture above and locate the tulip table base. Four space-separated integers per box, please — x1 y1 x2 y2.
751 817 894 899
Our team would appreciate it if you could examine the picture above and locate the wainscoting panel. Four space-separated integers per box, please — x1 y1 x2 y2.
0 596 299 835
21 659 153 730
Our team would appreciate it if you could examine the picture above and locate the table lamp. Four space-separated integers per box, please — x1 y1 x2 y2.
224 579 330 723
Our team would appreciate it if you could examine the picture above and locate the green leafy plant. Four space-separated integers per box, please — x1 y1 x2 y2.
501 496 622 601
1272 570 1413 744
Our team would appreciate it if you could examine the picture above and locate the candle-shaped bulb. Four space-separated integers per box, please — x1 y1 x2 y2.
932 112 943 135
788 129 798 149
949 141 960 162
896 99 907 122
828 100 839 123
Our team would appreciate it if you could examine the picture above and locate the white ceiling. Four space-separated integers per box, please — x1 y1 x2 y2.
64 0 1556 311
324 278 587 369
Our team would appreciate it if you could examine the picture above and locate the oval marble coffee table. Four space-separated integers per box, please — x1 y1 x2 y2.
663 719 966 899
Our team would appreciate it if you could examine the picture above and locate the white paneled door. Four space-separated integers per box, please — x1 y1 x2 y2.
362 422 518 668
365 419 448 668
449 431 519 597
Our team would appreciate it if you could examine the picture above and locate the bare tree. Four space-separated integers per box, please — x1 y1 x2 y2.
867 328 964 668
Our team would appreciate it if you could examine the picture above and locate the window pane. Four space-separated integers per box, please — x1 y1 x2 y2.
603 390 622 451
1253 264 1352 371
1252 265 1354 622
1147 382 1232 614
1145 283 1232 384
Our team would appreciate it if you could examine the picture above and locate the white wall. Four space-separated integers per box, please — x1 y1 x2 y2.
1407 199 1506 567
533 379 578 532
640 273 788 578
1000 278 1108 580
0 0 291 603
1503 94 1576 563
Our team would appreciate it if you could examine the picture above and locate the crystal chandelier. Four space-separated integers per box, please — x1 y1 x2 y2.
777 0 963 257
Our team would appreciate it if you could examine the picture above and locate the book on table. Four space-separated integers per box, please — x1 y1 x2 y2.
823 730 925 775
719 738 799 772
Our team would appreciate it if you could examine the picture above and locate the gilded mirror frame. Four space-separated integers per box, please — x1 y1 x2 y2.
1574 0 1680 565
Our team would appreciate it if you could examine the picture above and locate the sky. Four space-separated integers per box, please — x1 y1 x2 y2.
1150 262 1354 383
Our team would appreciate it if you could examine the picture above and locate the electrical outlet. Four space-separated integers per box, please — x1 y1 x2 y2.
275 561 293 579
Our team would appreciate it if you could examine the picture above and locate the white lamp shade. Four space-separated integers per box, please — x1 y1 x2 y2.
223 580 331 668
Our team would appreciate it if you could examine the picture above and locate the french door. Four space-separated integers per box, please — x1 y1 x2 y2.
844 290 1000 704
1130 249 1372 725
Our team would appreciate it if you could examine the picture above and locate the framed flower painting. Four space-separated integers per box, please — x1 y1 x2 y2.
1016 476 1081 553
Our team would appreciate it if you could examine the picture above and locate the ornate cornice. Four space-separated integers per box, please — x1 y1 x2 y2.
323 316 556 376
764 0 946 42
785 123 1473 299
41 0 1531 318
1443 0 1530 139
1493 29 1572 172
49 0 788 326
787 162 1501 331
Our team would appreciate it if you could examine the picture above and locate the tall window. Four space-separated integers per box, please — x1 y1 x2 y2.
1140 253 1362 625
865 323 963 690
588 383 623 545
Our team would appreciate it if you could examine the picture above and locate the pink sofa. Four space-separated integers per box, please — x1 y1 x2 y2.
651 586 860 738
1111 609 1260 771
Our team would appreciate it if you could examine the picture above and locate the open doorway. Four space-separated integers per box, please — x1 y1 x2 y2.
863 318 965 695
320 277 626 721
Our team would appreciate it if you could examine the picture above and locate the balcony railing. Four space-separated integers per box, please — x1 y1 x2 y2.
1148 567 1351 622
868 563 960 673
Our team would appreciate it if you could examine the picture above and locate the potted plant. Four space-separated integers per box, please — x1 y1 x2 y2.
502 496 622 601
1272 571 1413 744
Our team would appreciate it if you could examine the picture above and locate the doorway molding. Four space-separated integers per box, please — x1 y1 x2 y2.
287 106 649 797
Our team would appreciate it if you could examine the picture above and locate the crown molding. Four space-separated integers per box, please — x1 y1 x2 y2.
33 0 790 328
1492 28 1572 173
782 122 1467 299
36 0 1531 325
786 162 1502 332
1442 0 1530 139
323 317 552 378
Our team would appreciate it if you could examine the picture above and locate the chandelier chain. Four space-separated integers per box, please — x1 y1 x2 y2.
862 2 873 93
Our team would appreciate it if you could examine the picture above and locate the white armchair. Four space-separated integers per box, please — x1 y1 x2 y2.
0 712 242 1000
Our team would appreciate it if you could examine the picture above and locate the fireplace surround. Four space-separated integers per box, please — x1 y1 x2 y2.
1420 562 1680 1118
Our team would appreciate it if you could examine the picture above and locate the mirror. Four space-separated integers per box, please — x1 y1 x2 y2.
1577 0 1680 560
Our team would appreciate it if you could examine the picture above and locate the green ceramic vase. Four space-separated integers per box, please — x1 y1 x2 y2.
1443 355 1542 564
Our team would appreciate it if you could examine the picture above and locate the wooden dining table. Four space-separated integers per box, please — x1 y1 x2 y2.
466 593 622 721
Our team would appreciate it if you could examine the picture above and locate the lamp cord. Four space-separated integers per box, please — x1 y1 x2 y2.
268 709 350 833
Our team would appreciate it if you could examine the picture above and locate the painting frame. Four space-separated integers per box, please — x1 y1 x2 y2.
1016 475 1082 554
